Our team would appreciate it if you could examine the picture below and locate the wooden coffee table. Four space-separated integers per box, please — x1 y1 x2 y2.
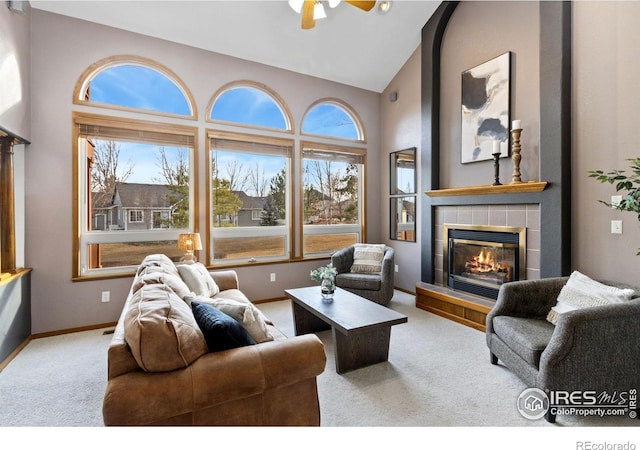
284 286 408 374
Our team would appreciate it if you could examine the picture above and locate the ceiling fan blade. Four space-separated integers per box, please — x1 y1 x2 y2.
301 0 316 29
345 1 376 12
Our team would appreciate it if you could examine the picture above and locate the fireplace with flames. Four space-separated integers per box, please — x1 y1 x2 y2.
444 224 526 299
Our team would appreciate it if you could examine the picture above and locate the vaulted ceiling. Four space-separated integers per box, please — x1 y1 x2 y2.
30 1 441 93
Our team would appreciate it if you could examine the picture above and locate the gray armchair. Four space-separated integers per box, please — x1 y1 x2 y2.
331 245 395 306
486 277 640 422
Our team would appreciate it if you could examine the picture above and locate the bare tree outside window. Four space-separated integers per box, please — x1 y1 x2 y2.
91 140 134 194
153 147 190 229
303 160 358 225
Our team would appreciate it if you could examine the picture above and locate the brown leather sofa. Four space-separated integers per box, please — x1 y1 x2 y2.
102 254 326 426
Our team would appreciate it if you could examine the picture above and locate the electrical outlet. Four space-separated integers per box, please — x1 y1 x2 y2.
101 291 110 303
394 265 399 273
611 195 623 208
270 273 276 282
611 220 623 234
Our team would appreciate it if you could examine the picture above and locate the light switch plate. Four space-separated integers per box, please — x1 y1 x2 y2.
611 220 623 234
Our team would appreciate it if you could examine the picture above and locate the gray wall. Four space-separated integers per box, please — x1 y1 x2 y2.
381 48 423 292
440 1 540 187
380 1 640 292
8 1 640 334
26 10 381 333
572 1 640 283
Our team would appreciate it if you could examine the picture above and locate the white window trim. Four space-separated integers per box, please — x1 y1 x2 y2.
152 210 170 229
129 210 144 223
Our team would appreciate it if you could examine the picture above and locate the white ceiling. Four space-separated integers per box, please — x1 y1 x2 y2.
30 0 441 93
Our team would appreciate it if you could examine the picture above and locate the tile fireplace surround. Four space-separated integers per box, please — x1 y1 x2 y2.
417 2 571 331
416 204 541 331
434 204 541 285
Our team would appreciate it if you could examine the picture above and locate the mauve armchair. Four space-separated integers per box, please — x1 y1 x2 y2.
331 245 395 306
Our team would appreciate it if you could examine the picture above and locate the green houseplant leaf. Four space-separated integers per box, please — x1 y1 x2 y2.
588 157 640 255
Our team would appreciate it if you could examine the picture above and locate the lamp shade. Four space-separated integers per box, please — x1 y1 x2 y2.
177 233 202 252
313 1 327 20
288 0 304 13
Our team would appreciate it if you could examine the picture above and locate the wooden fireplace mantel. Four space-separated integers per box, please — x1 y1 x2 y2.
425 181 548 198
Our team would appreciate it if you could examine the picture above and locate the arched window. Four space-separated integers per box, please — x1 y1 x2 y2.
302 100 364 141
72 55 198 279
207 82 293 265
74 56 196 118
209 82 292 131
300 99 366 257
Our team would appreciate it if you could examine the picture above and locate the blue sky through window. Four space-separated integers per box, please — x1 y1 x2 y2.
93 140 189 185
89 65 191 115
88 65 361 187
211 87 287 129
303 103 358 139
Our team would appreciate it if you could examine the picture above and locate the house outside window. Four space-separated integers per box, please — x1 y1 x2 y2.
302 142 365 256
209 131 292 264
73 58 198 278
208 82 293 265
72 58 368 276
300 100 366 257
73 113 197 277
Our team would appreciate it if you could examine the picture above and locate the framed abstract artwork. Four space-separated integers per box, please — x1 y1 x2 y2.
461 52 511 163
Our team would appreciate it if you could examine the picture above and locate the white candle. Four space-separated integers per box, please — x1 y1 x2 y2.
493 140 500 154
512 119 522 130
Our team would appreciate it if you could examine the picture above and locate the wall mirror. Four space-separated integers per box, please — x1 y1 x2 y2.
389 147 417 242
390 147 416 195
390 197 416 242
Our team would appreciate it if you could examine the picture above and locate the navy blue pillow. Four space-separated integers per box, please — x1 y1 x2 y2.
191 301 256 352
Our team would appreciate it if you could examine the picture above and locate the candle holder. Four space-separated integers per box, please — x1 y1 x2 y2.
492 152 502 186
511 128 523 183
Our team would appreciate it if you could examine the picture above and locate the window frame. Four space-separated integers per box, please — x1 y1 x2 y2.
207 80 295 133
73 55 198 121
207 129 294 266
72 112 199 279
299 140 367 258
128 210 144 224
301 98 366 143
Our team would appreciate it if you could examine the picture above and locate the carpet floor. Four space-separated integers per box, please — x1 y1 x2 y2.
0 290 637 431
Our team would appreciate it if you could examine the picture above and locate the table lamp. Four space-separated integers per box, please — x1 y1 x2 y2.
177 233 202 264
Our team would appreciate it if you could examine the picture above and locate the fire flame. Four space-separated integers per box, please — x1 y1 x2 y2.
475 250 492 266
468 249 509 275
461 246 513 284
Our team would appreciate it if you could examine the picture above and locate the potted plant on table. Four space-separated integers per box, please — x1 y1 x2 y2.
589 157 640 254
310 263 338 300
